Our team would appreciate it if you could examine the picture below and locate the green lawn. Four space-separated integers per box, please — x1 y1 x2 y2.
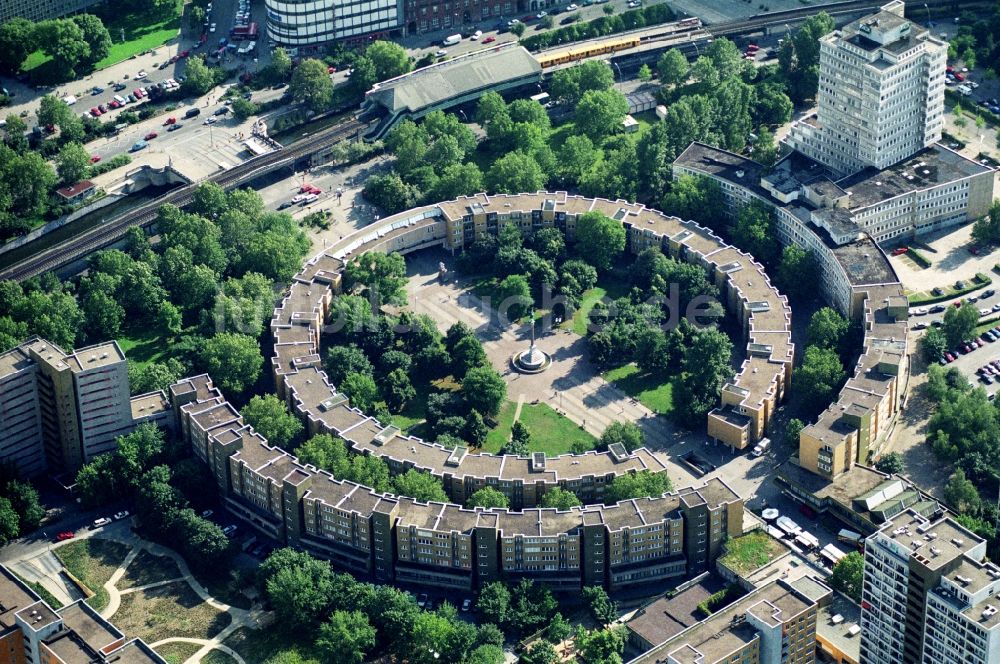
155 642 203 664
23 3 181 80
117 321 179 371
55 538 131 612
719 531 787 575
564 274 629 336
602 364 675 415
482 400 595 455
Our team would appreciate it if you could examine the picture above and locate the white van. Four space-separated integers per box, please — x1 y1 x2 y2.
113 94 126 105
442 33 462 46
751 437 771 457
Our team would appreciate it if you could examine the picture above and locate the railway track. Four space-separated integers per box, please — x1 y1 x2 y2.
2 0 991 281
0 117 362 281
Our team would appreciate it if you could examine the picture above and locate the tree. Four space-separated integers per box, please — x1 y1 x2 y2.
266 47 292 84
365 40 413 80
795 346 845 412
36 19 89 77
265 553 334 630
495 274 532 323
605 471 671 503
509 579 558 634
540 487 581 510
341 371 379 412
431 162 484 201
230 97 259 121
128 359 184 395
461 366 507 419
452 335 487 378
785 418 804 444
171 509 233 571
732 200 778 264
198 332 263 394
363 172 420 214
72 14 111 66
290 58 334 112
599 421 644 453
345 251 407 306
943 303 979 347
241 395 303 448
316 611 376 664
551 60 614 105
807 307 849 350
920 326 948 362
486 152 545 194
657 49 689 88
511 21 526 37
4 480 44 531
466 487 510 509
0 18 36 73
944 469 981 514
874 452 904 475
582 586 618 625
384 368 416 413
574 211 625 272
0 497 18 544
504 420 532 456
576 88 629 140
637 63 652 82
575 626 626 664
181 55 218 96
392 469 448 502
520 643 558 664
3 114 28 154
829 551 864 602
775 245 818 300
557 134 599 185
476 582 511 626
660 173 724 226
754 81 794 126
753 126 778 168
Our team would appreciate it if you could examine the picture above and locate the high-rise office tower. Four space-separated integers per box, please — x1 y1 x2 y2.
786 0 948 178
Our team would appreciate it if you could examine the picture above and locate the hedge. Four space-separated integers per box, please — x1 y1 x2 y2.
696 584 742 619
906 247 931 268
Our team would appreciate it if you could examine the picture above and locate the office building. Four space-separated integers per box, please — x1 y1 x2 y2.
0 0 100 23
264 0 402 46
0 337 171 476
860 509 1000 664
0 564 165 664
785 0 947 178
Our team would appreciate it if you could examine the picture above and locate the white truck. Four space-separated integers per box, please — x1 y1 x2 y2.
442 33 462 46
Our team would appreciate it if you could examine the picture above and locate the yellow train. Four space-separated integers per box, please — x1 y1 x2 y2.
535 35 643 68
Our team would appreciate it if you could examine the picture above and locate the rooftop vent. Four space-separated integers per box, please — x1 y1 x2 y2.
956 575 972 586
735 169 745 178
952 537 965 547
831 614 844 624
983 605 998 619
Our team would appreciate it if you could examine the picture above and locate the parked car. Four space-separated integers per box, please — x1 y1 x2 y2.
201 509 214 518
89 155 101 163
980 308 990 317
134 70 148 80
113 83 127 91
222 524 238 536
912 322 928 330
89 107 102 117
461 598 472 612
930 304 946 313
214 106 229 116
56 531 75 541
113 510 130 520
92 517 112 528
435 49 448 57
185 107 202 118
164 117 176 125
278 201 293 210
130 139 147 152
417 593 428 608
482 36 496 43
144 131 158 140
944 352 955 362
167 123 183 131
204 117 217 125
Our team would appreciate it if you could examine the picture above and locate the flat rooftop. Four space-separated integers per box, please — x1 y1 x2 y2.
673 142 770 200
874 510 982 571
838 145 992 211
830 237 897 286
816 592 862 662
627 579 723 647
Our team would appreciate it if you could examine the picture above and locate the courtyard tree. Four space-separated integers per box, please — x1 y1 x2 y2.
582 586 618 625
495 274 532 322
944 469 981 514
363 172 420 214
391 469 448 502
775 245 818 300
574 211 625 271
476 581 511 626
241 394 303 448
36 18 88 77
502 420 531 456
4 480 45 532
181 55 218 96
540 487 582 510
829 551 864 602
264 551 335 630
520 643 558 664
550 60 614 105
599 421 644 453
466 487 510 509
383 368 416 413
807 307 849 351
451 335 488 378
732 200 778 265
605 470 671 503
344 251 407 306
0 497 19 544
71 14 111 67
785 418 805 444
919 326 948 362
341 371 379 412
874 452 904 475
290 58 334 113
462 366 507 419
575 626 627 664
795 346 845 412
657 48 689 88
197 332 262 394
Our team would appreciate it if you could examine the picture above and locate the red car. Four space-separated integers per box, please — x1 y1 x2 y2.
300 184 322 194
108 100 120 109
163 117 176 126
133 88 144 98
179 49 190 57
945 352 955 362
327 66 337 74
144 131 158 140
482 36 495 44
55 531 75 541
891 247 908 256
90 107 102 116
947 65 954 73
955 72 965 82
746 43 759 51
89 155 101 163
